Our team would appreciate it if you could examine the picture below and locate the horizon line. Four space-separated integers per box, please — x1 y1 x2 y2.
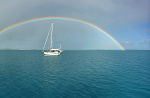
0 49 149 51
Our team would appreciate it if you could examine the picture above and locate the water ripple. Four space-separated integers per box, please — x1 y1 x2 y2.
0 50 150 97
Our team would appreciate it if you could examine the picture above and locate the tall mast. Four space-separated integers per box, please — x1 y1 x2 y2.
50 23 53 49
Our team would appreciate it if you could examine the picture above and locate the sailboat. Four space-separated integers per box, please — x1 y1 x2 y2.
42 23 62 55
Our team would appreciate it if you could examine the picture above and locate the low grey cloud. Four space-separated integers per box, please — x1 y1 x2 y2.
141 39 150 45
139 39 150 50
121 41 133 45
144 29 150 32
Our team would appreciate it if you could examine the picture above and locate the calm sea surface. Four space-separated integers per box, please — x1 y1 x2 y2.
0 50 150 98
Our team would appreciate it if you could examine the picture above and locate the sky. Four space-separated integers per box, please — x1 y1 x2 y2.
0 0 150 50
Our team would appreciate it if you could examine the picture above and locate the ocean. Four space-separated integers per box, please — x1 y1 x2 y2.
0 50 150 98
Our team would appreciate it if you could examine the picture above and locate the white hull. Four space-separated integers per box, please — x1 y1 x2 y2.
43 23 62 56
44 52 60 55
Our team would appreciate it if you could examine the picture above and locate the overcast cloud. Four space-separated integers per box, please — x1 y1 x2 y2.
0 0 150 50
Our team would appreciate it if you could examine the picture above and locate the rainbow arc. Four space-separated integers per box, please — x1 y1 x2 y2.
0 17 125 50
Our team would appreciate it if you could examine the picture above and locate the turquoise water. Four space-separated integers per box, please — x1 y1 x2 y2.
0 50 150 98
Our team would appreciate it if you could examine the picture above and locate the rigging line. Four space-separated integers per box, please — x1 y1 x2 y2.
42 24 52 51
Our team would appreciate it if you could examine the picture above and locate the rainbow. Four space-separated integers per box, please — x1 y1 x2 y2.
0 16 125 50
